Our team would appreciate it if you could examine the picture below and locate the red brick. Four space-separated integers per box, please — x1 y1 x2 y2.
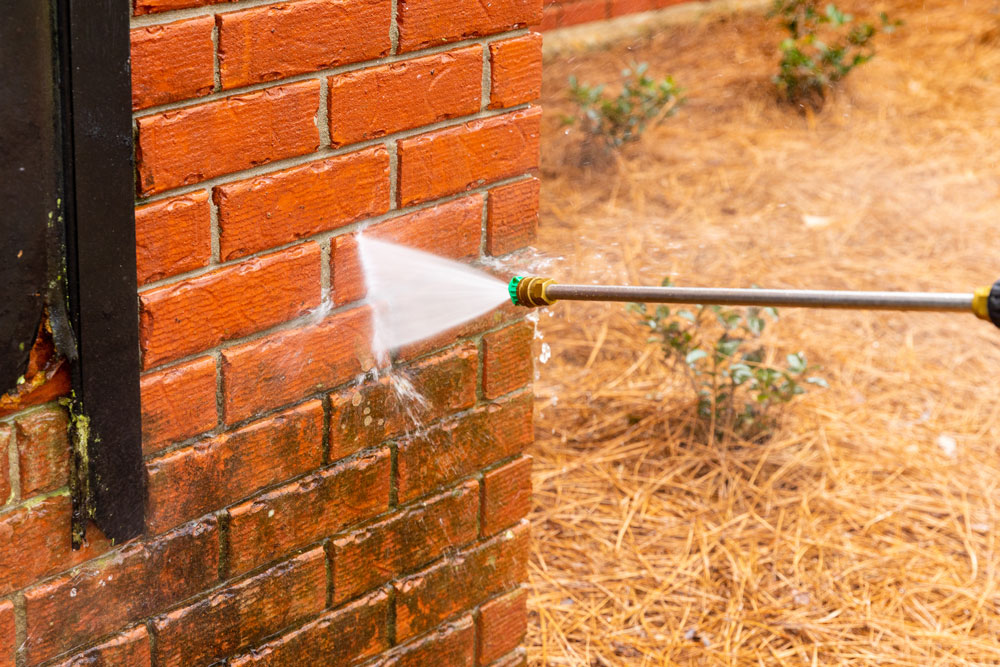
397 107 540 206
0 425 11 505
482 322 534 399
131 16 214 110
397 0 542 52
482 456 532 537
215 148 390 261
230 589 390 666
609 0 655 16
0 495 109 597
329 343 478 460
139 242 321 369
332 481 478 603
0 600 13 667
217 0 391 89
146 401 323 534
487 178 539 255
383 616 474 667
327 47 482 147
489 649 528 667
135 190 212 286
15 407 69 497
24 517 218 664
489 34 542 110
136 81 320 196
222 306 372 424
394 523 528 639
538 5 561 30
52 626 152 667
560 0 607 25
140 356 218 456
227 449 391 577
394 301 521 364
134 0 231 15
153 548 326 667
331 194 484 307
479 588 527 664
397 393 532 503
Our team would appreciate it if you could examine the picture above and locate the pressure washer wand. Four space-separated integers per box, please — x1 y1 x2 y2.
508 277 1000 328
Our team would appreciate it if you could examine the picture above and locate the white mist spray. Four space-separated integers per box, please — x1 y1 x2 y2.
357 237 511 358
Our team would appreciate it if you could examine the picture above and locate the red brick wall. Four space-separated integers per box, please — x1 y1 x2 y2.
0 0 541 664
538 0 699 31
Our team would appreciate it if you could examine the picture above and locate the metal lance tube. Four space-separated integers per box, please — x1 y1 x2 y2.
545 284 972 312
508 276 1000 328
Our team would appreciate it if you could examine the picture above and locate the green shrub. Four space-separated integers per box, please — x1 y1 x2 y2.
770 0 900 106
567 63 683 150
630 279 827 439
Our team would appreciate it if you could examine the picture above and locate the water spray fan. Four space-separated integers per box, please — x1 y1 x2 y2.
509 275 1000 328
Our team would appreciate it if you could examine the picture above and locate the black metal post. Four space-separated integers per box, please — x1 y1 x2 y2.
57 0 146 544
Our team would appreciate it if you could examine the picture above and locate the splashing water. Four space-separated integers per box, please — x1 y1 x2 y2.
357 237 511 358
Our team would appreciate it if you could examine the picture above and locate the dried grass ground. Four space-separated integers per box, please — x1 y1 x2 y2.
525 1 1000 663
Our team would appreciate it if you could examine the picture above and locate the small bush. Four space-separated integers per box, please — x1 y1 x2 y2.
770 0 900 106
567 63 683 150
630 279 827 439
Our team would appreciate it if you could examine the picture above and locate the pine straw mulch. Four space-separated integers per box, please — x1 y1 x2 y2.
523 0 1000 663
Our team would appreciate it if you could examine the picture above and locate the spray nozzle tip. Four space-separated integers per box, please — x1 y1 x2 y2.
509 276 557 308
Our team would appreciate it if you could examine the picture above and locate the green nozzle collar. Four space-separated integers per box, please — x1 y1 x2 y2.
510 276 557 308
508 277 524 306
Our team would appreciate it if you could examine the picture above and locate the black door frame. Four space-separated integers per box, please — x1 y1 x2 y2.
1 0 145 544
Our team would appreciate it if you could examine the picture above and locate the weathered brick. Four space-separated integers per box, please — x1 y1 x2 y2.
227 449 391 577
489 34 543 109
559 0 607 25
394 302 521 364
394 523 528 639
609 0 655 16
217 0 391 89
51 626 152 667
0 425 11 505
538 5 561 31
488 649 528 667
14 407 69 497
153 548 326 667
332 481 478 603
0 600 13 667
482 322 534 399
327 47 482 147
131 16 215 110
135 190 212 286
139 242 321 369
382 616 475 666
0 495 109 597
140 356 218 456
487 177 539 256
215 148 390 261
397 0 542 52
397 393 533 503
146 401 323 534
330 194 484 307
136 81 320 196
328 343 478 460
230 589 390 666
397 107 540 206
221 306 372 424
24 517 218 664
482 456 532 537
134 0 231 15
478 588 527 664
